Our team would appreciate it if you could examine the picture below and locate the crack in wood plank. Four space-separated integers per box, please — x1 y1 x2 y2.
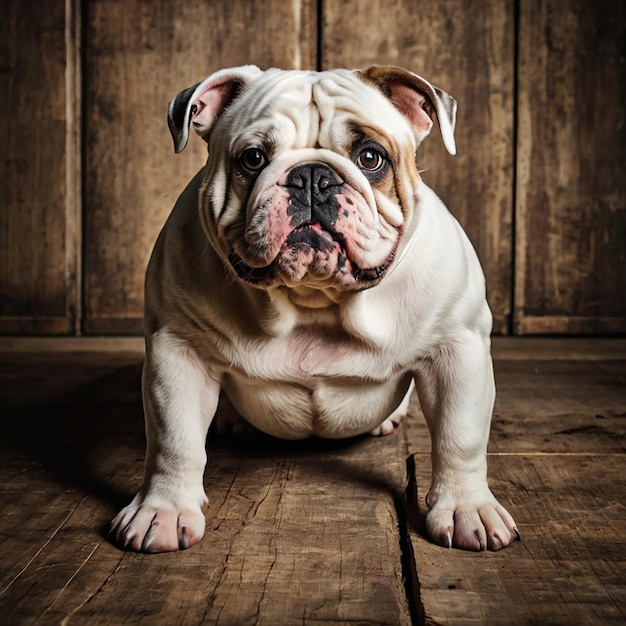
0 496 88 597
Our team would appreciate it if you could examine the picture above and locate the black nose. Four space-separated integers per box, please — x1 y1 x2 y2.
284 163 343 228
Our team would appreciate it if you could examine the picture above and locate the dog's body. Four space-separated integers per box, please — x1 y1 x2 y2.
111 66 519 553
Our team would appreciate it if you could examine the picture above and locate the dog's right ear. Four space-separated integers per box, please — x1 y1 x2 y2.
167 65 263 153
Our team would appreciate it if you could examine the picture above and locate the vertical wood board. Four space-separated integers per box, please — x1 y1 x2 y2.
0 0 79 334
3 0 624 337
515 0 626 334
323 0 516 333
83 0 319 334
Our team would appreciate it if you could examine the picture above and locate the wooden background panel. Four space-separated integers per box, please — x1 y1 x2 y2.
83 0 318 334
3 0 622 338
516 0 626 334
323 0 515 333
0 0 79 335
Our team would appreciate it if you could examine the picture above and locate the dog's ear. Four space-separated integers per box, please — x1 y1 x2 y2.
359 66 457 155
167 65 263 153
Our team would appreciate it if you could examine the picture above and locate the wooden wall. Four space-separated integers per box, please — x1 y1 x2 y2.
1 0 624 336
0 0 80 334
515 0 626 334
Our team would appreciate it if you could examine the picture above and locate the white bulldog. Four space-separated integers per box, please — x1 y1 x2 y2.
111 65 519 553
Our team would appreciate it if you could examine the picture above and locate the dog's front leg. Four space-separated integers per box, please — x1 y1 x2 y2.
111 329 219 552
415 332 519 551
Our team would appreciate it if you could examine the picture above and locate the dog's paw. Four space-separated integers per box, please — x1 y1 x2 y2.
110 493 207 553
370 387 411 437
369 411 404 436
425 489 520 551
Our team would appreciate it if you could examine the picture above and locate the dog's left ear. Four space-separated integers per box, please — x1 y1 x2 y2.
359 66 457 155
167 65 263 153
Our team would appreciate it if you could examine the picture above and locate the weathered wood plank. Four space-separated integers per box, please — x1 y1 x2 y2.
515 0 626 334
0 493 119 624
407 454 626 625
0 317 71 335
0 352 412 625
0 487 91 598
491 337 626 361
200 434 410 625
0 438 411 624
0 336 144 354
400 350 616 458
516 316 626 336
323 0 516 333
3 336 626 360
491 359 626 454
2 343 624 624
0 0 80 335
82 0 318 335
404 349 626 623
404 350 626 458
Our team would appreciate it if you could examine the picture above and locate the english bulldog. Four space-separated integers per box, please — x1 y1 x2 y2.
111 65 519 553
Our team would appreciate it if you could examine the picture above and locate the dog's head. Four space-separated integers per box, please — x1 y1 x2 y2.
168 65 456 291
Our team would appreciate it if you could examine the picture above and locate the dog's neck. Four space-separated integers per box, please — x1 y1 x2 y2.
263 284 393 348
261 285 349 335
281 285 345 309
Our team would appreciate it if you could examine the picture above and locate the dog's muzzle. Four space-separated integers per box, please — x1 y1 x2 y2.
229 161 400 289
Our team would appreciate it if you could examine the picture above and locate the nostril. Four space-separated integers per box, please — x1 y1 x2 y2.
312 166 343 192
318 176 331 191
287 173 308 190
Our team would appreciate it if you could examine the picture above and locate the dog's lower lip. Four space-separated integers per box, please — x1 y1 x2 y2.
229 250 391 286
230 225 400 285
285 223 341 251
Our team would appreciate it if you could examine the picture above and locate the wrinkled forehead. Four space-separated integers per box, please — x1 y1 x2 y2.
222 68 412 150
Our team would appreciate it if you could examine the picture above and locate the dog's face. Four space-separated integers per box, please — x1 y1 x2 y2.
168 66 457 291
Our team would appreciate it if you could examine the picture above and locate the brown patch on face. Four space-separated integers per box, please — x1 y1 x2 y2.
349 122 421 224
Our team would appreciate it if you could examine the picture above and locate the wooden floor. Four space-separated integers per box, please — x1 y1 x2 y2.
0 338 625 625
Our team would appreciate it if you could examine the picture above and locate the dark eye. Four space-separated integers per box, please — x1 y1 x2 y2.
357 148 385 172
239 148 267 172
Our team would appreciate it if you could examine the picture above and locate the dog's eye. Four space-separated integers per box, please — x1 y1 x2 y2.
357 148 385 172
239 148 267 172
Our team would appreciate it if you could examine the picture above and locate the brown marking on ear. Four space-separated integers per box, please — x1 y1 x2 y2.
358 65 457 155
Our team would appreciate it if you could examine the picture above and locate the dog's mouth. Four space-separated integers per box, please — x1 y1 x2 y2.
286 220 337 250
229 221 398 287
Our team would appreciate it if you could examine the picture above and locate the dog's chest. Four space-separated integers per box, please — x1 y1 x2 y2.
226 325 392 381
218 326 410 439
287 329 357 377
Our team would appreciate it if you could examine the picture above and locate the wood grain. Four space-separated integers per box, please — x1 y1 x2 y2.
490 336 626 361
515 0 626 334
404 339 626 623
0 0 80 335
82 0 318 334
2 1 625 338
0 339 624 622
407 454 626 625
323 0 516 333
404 349 626 458
0 353 412 625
